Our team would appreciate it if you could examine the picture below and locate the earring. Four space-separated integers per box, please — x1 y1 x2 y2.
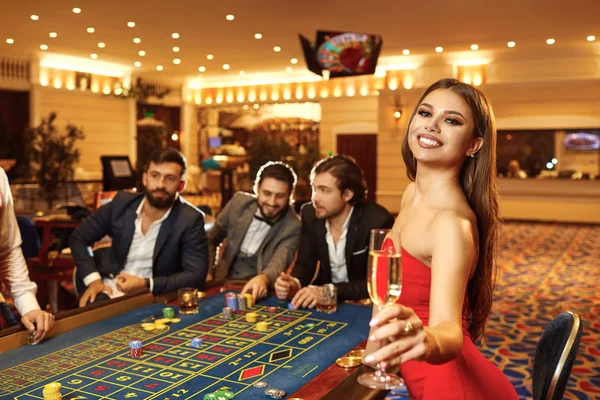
470 153 475 158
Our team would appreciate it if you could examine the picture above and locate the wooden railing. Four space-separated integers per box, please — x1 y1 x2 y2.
0 58 30 83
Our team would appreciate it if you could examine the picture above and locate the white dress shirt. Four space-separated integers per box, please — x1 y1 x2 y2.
239 211 272 256
83 198 172 298
0 168 40 316
325 207 354 284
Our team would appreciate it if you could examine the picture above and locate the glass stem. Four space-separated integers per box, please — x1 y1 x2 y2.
375 305 386 377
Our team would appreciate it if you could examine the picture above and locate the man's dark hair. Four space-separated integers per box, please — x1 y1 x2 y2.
145 148 187 176
311 155 367 204
254 161 297 195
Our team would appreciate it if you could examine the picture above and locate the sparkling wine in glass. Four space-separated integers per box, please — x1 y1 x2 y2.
357 229 404 390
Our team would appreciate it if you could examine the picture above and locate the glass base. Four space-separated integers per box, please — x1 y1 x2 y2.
179 308 199 315
357 370 404 390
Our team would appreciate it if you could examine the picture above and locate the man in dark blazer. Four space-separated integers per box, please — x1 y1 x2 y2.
70 148 208 307
275 155 394 306
207 162 300 301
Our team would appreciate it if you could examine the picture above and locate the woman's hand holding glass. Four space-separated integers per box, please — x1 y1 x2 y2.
364 304 427 368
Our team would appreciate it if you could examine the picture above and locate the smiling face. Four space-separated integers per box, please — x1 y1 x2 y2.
408 88 483 167
256 177 291 221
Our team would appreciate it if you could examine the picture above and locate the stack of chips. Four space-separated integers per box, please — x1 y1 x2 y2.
237 295 247 311
242 293 254 308
245 312 257 323
256 321 268 332
203 390 235 400
42 382 62 400
191 337 203 348
225 293 238 311
129 340 143 358
267 306 278 313
265 388 286 399
162 307 175 319
222 307 233 319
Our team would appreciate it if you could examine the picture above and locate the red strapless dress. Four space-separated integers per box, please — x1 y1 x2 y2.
397 248 518 400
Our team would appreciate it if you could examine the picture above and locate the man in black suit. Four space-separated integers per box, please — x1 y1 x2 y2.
275 155 394 307
70 148 208 307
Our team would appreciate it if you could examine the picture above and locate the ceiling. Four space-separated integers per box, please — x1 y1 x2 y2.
1 0 599 85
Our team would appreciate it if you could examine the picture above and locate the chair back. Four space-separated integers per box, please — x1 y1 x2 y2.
94 191 119 211
16 216 40 259
533 311 582 400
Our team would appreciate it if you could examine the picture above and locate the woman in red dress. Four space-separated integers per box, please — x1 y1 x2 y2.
364 78 518 399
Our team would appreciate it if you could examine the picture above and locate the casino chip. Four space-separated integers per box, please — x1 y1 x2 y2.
191 337 203 348
265 388 286 399
267 306 278 313
252 381 268 388
287 302 295 310
203 394 217 400
214 390 235 399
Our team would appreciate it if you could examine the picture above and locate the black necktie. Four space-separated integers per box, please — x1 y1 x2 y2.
254 214 274 226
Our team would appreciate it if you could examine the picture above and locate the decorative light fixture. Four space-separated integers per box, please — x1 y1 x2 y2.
90 53 98 59
156 65 163 71
222 64 230 70
507 41 516 48
173 46 180 52
30 15 39 21
587 35 596 42
133 38 141 44
273 46 281 52
207 54 214 60
127 21 135 28
471 44 479 51
40 44 48 50
239 71 245 76
435 46 443 53
173 58 181 65
6 38 14 44
254 33 262 39
49 32 58 38
394 110 402 120
290 58 298 64
402 49 410 55
98 42 105 48
286 66 292 72
226 14 235 21
134 61 141 67
138 50 146 56
87 27 95 33
72 8 81 14
198 66 206 72
172 33 179 39
546 38 555 45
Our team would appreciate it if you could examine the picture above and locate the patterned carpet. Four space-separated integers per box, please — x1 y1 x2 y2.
387 221 600 399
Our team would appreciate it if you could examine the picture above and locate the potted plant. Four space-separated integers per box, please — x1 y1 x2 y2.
26 112 85 209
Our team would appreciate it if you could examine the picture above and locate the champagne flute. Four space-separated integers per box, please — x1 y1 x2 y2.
357 228 404 389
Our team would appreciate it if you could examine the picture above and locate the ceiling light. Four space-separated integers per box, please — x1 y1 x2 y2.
546 38 555 45
173 58 181 65
402 49 410 55
222 64 230 70
226 14 235 21
90 53 98 59
156 65 163 71
30 15 39 21
290 58 298 64
588 35 596 42
133 38 141 44
134 61 141 67
435 46 443 53
507 41 516 48
98 42 105 48
127 21 135 28
254 33 262 39
173 46 180 52
87 27 95 33
273 46 281 52
286 66 292 72
207 54 214 60
198 66 206 72
471 44 479 51
239 71 245 76
172 33 179 39
40 44 48 51
6 38 14 44
72 8 81 14
49 32 58 38
138 50 146 56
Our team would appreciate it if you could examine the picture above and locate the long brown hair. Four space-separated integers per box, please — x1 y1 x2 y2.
401 78 499 341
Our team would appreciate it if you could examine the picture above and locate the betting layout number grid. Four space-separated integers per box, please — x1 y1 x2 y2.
0 294 372 399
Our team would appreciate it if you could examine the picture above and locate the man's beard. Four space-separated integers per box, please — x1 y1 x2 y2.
258 202 286 222
146 190 176 209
